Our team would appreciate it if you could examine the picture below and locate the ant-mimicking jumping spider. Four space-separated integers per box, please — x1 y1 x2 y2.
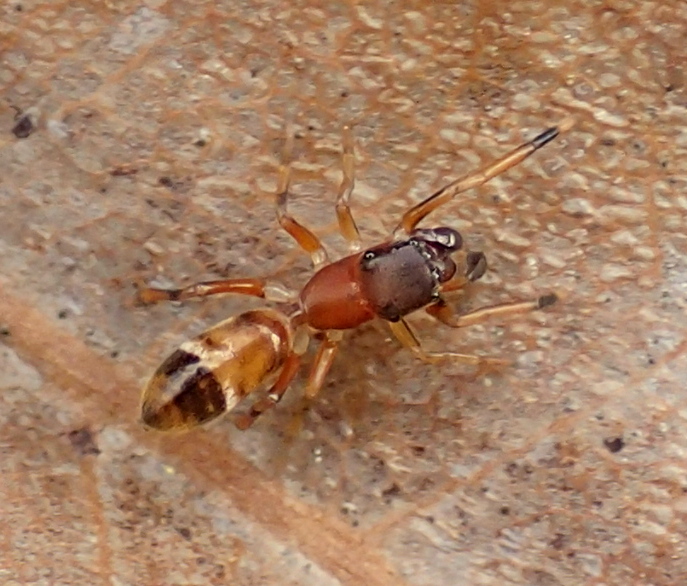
139 122 567 431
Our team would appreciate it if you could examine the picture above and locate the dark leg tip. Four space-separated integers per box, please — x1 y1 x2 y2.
531 127 559 149
537 293 558 309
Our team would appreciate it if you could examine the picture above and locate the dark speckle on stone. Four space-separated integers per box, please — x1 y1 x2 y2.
68 428 100 456
603 436 625 453
12 114 35 139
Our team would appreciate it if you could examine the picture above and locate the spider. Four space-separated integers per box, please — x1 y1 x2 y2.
139 122 565 431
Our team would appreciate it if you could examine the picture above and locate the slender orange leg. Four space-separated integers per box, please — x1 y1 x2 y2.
394 126 561 236
335 125 362 252
234 353 302 430
426 293 558 328
277 130 329 268
388 318 507 366
304 332 342 398
136 278 296 305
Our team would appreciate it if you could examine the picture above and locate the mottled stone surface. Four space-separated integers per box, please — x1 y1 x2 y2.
1 1 686 584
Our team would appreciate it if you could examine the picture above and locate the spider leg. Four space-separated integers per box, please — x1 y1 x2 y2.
305 331 342 398
388 318 507 366
277 128 329 268
394 126 561 236
136 278 295 305
426 293 557 329
234 352 302 430
335 125 362 253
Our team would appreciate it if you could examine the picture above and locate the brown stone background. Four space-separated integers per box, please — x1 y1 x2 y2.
1 1 686 585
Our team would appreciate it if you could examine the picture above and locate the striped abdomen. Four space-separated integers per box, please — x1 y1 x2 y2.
140 309 292 431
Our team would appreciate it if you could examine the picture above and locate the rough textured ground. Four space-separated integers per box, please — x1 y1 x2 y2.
1 1 686 585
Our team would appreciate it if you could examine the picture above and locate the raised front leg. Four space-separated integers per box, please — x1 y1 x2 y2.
394 126 563 236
